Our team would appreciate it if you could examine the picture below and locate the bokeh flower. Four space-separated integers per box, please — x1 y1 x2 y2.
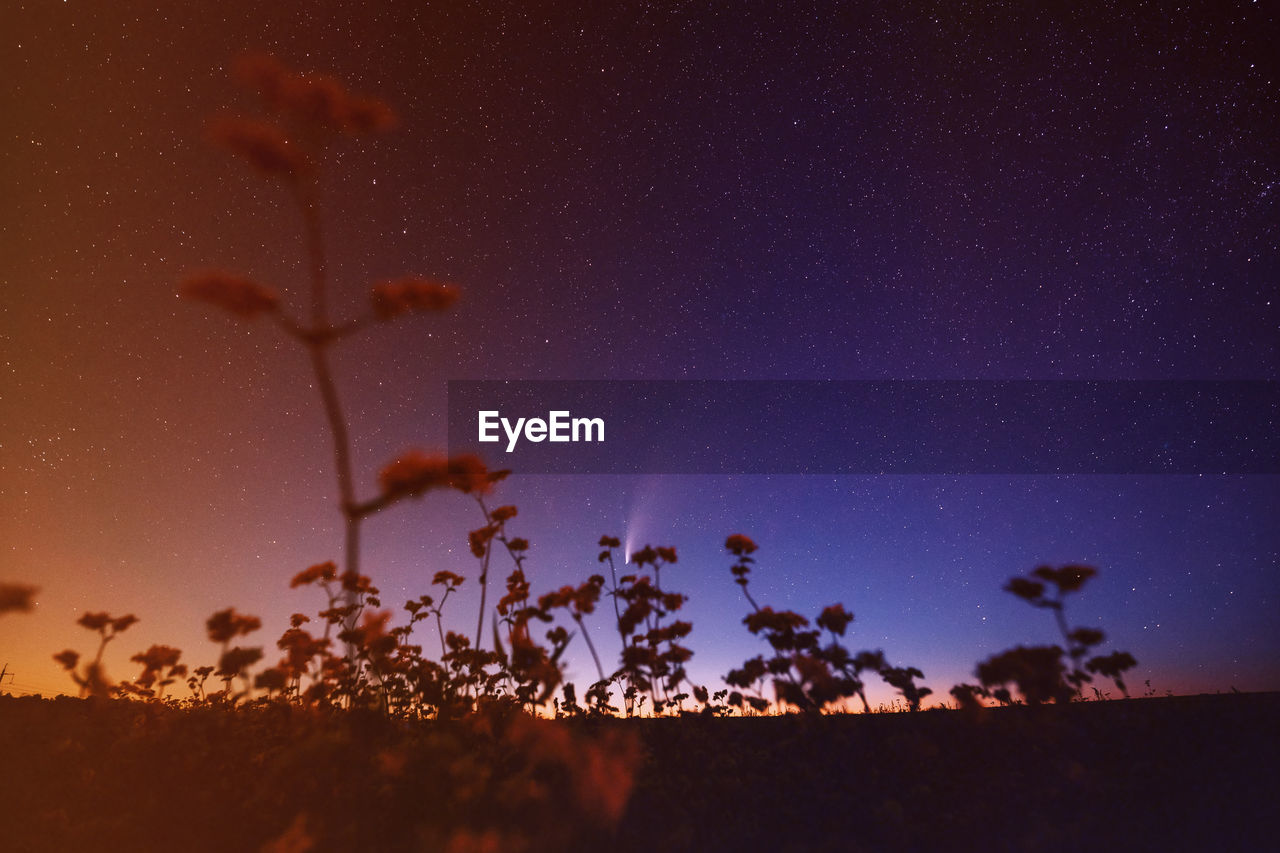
180 270 281 319
207 116 310 178
817 603 854 636
371 278 459 319
290 560 338 588
232 53 397 135
207 607 262 644
0 582 37 615
378 451 493 500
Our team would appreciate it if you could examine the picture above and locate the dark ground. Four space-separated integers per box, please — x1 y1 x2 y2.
1 692 1275 852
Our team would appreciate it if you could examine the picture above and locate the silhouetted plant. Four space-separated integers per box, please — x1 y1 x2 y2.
602 542 697 715
970 565 1138 704
405 569 466 657
596 535 637 713
949 681 987 712
206 606 263 701
173 58 662 725
0 582 38 615
123 644 186 700
52 611 138 698
186 664 215 702
881 665 933 712
180 55 462 650
1086 650 1138 697
724 534 930 713
976 645 1073 705
538 575 607 683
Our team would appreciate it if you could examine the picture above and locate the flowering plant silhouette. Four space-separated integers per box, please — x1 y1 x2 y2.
21 53 1170 853
180 54 464 652
52 611 138 698
954 564 1139 706
723 534 932 713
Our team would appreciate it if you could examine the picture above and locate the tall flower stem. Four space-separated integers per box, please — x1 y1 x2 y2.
574 613 606 682
474 538 493 652
292 178 363 651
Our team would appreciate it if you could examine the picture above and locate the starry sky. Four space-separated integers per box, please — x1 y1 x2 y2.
2 1 1277 703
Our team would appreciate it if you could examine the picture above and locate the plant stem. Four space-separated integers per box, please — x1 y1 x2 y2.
432 608 447 657
575 614 605 682
292 178 362 656
604 549 634 714
474 538 493 652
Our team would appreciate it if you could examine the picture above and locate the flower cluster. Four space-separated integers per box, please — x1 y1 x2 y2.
0 582 38 615
52 610 139 698
377 451 498 503
371 278 460 320
180 270 281 319
232 53 396 136
960 564 1138 705
724 536 931 713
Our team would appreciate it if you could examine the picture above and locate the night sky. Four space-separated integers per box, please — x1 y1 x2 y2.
3 2 1277 704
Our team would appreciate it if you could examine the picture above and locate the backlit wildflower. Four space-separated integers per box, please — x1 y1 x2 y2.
1004 577 1047 602
207 607 262 644
379 451 493 499
432 570 466 588
469 525 496 557
380 450 451 499
180 270 281 319
207 116 310 177
371 278 459 319
232 53 397 135
131 645 182 687
817 603 854 636
1032 564 1098 594
77 611 112 632
217 645 264 678
0 583 37 614
290 560 338 588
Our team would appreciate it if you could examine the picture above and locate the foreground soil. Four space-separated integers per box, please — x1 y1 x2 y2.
1 692 1275 852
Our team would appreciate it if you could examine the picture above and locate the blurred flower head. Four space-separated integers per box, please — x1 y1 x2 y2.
180 270 281 319
232 53 398 135
0 582 37 615
217 645 264 679
290 560 338 588
490 505 518 523
379 451 495 500
1003 577 1047 602
1032 564 1097 595
207 116 311 178
371 278 460 320
207 607 262 644
816 603 854 636
433 570 466 588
